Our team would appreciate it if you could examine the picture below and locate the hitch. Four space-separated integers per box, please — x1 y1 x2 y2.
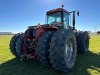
20 54 34 61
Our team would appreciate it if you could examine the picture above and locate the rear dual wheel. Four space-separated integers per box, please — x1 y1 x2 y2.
9 33 24 58
9 33 20 57
76 31 89 53
16 33 24 57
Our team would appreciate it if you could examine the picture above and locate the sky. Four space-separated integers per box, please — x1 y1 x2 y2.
0 0 100 33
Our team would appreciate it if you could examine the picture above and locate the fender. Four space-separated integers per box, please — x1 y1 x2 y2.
35 27 58 43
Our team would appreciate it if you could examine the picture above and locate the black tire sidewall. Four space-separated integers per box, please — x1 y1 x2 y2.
16 34 24 57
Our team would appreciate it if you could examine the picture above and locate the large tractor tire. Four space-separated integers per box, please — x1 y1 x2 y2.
9 33 20 57
49 29 77 72
16 33 24 57
36 31 53 65
76 31 89 53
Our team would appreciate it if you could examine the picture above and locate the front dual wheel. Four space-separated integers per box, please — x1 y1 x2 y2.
49 29 77 72
36 29 77 72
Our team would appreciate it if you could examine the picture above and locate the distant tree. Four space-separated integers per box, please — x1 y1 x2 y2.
97 31 100 35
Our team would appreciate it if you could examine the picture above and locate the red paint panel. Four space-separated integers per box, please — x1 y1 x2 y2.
35 27 57 43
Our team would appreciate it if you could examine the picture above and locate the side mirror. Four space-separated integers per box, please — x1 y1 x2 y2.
77 12 79 16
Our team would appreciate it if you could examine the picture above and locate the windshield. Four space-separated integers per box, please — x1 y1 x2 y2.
46 12 61 25
46 12 69 29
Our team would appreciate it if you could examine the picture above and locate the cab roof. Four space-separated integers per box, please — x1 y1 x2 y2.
46 8 69 15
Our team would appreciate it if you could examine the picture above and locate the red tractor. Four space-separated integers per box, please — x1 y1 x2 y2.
9 5 89 72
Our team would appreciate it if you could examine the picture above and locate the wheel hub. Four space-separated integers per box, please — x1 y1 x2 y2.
65 40 73 61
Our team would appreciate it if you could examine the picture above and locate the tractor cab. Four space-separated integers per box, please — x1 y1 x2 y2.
46 4 79 30
46 8 70 29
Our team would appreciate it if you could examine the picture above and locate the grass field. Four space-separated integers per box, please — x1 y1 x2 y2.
0 35 100 75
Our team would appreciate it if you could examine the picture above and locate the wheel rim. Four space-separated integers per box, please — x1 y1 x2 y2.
65 39 73 62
